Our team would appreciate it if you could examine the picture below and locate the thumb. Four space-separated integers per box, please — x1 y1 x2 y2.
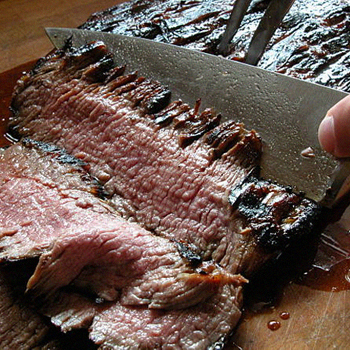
318 94 350 158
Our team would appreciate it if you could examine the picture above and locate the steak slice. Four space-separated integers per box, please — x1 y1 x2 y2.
0 139 106 261
80 0 350 92
28 222 243 308
34 284 242 349
0 140 245 349
9 41 320 278
89 285 241 349
1 140 240 308
33 280 241 350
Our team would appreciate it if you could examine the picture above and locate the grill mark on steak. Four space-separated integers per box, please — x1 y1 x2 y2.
229 176 321 252
175 240 202 268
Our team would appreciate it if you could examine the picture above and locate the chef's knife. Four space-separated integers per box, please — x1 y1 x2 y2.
45 27 349 207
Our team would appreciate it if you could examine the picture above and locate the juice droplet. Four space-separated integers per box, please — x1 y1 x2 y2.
267 320 281 331
280 311 290 320
345 268 350 284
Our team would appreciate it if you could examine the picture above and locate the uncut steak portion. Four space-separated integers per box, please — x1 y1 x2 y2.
0 140 238 309
80 0 350 92
9 41 321 280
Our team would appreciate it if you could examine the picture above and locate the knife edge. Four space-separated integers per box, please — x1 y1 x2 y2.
45 27 350 207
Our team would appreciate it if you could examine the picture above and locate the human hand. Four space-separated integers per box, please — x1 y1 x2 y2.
318 94 350 158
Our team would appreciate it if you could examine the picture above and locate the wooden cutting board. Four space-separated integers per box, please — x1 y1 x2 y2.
1 1 350 349
0 0 124 73
232 286 350 349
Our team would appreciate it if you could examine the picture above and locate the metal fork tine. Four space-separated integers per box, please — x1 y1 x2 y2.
217 0 295 65
245 0 296 65
217 0 253 56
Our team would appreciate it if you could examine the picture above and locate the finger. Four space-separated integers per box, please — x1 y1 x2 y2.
318 94 350 158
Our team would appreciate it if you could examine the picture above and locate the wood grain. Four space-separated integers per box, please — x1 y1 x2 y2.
0 0 125 73
231 285 350 350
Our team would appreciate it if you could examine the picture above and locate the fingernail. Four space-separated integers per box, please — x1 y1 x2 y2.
318 114 335 154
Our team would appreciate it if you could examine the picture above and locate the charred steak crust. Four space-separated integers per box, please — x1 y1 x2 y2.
229 176 322 252
174 240 203 268
22 138 87 168
80 0 350 92
21 138 109 200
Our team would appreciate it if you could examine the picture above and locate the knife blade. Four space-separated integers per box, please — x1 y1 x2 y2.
45 27 349 207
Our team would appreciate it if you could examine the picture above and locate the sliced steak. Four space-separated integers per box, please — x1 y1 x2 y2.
9 41 320 280
80 0 350 91
0 140 245 349
89 285 241 349
37 285 242 349
1 140 239 308
0 139 107 261
28 222 243 308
